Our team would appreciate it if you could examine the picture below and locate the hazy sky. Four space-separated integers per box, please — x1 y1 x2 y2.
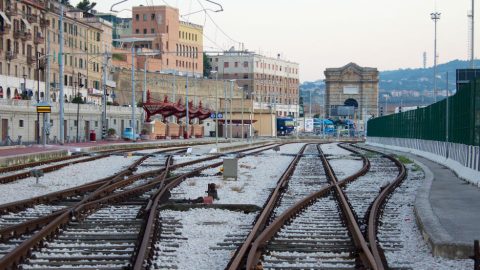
73 0 476 82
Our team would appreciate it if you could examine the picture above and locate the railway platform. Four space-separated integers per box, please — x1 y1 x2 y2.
368 144 480 259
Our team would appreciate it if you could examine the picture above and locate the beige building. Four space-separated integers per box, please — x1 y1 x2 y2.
0 0 113 105
207 51 300 118
324 63 379 122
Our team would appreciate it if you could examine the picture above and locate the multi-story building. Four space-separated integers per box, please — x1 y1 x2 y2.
0 0 113 105
119 5 203 76
0 0 47 100
94 12 131 48
208 51 300 117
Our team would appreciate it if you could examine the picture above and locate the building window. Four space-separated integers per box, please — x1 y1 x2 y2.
143 29 147 34
243 61 249 68
224 62 229 68
136 29 139 34
151 28 155 33
151 14 155 20
234 62 238 68
95 121 98 127
243 74 248 79
19 120 24 127
143 14 147 21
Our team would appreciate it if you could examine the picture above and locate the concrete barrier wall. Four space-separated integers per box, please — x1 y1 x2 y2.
367 137 480 186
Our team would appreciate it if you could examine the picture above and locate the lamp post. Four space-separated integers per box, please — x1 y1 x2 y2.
112 37 155 138
210 70 219 146
240 86 244 141
431 12 441 103
229 79 235 142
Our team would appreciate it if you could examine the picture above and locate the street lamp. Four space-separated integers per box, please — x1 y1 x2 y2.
431 11 441 103
229 79 235 142
239 86 244 141
210 70 219 146
137 50 160 123
113 37 155 137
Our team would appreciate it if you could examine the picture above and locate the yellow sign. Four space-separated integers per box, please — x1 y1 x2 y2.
36 106 51 113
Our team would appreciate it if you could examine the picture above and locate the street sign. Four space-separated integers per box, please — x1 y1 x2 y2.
35 102 51 113
210 113 224 119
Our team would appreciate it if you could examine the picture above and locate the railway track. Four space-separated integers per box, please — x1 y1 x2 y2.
225 142 409 270
0 144 198 185
0 143 279 269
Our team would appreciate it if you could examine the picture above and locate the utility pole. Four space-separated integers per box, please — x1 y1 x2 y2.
102 49 108 139
431 12 441 103
185 72 190 139
36 52 40 144
472 0 475 68
44 30 50 146
224 80 227 139
445 72 450 159
211 71 218 146
241 87 244 141
172 71 176 123
229 80 234 142
131 45 136 136
59 4 65 144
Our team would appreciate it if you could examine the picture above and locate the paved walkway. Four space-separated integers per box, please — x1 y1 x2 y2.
368 144 480 258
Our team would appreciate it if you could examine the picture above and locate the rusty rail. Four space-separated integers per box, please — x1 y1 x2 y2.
0 142 279 269
132 143 283 270
350 144 407 270
244 144 373 269
227 144 308 270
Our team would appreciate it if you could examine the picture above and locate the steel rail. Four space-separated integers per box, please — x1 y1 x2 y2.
245 144 373 269
352 144 407 270
226 144 308 270
0 143 279 269
132 143 283 270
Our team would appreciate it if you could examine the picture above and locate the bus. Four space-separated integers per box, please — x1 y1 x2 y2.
277 117 295 136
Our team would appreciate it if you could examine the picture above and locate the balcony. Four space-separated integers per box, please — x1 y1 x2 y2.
14 30 31 41
27 55 34 65
26 13 38 24
34 34 44 44
40 18 49 27
0 26 11 35
5 6 17 16
5 51 17 61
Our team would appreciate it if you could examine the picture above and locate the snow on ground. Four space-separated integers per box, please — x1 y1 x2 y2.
154 208 256 270
170 144 305 206
320 143 353 156
0 155 141 205
379 163 473 269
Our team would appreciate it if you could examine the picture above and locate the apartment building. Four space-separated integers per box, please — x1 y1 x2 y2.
0 0 112 104
0 0 47 100
208 52 300 117
124 5 203 76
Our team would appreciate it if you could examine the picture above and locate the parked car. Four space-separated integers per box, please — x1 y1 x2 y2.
122 127 139 140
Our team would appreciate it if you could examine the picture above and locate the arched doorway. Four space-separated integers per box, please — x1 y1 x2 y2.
6 88 11 99
344 98 358 108
0 87 3 99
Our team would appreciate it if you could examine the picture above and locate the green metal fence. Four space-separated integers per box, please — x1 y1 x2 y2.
368 78 480 146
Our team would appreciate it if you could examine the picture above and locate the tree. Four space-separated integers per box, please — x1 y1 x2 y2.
76 0 96 12
203 52 212 77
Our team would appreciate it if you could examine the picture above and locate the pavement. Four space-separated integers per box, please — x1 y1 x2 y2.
368 144 480 259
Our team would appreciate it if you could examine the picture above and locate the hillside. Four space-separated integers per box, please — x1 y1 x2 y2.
300 59 479 95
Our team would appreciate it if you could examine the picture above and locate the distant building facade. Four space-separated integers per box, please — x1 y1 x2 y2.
0 0 113 104
207 51 300 117
324 63 379 120
116 5 203 76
